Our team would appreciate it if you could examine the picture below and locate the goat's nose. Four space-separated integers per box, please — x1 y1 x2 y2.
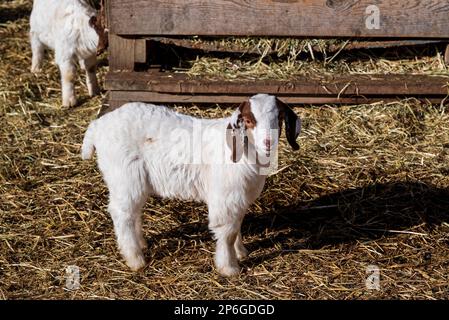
263 138 271 149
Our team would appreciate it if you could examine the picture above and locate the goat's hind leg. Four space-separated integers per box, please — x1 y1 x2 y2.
108 197 146 271
106 164 148 271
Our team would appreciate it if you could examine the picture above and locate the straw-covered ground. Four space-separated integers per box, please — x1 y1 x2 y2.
1 0 449 300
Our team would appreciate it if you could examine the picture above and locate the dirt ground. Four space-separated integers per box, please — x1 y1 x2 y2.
1 0 449 299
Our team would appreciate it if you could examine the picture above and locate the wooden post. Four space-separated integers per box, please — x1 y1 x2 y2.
134 39 147 64
108 34 136 71
108 35 147 71
109 34 135 71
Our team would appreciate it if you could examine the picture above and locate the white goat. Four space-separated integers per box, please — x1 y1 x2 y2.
30 0 107 107
81 94 301 276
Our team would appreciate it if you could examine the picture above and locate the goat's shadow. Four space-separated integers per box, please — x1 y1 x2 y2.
147 181 449 266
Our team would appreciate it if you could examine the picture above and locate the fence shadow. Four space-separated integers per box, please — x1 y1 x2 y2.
0 5 31 24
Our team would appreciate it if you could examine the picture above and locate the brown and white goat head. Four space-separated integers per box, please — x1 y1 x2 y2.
226 94 301 163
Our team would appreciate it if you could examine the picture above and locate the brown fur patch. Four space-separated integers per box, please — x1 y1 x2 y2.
239 100 257 129
89 0 108 55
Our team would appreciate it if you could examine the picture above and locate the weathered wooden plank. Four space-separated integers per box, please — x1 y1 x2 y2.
101 92 447 117
108 34 136 71
108 36 149 70
109 0 449 38
134 39 147 63
114 91 445 105
105 71 449 96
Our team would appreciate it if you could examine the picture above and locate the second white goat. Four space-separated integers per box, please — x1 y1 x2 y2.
30 0 108 107
81 94 301 276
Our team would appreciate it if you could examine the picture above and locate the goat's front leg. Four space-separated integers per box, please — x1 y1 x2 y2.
233 214 248 260
208 206 245 277
134 212 147 250
30 32 44 74
57 57 77 107
234 229 248 261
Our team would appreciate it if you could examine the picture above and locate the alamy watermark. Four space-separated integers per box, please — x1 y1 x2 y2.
365 265 380 290
164 125 280 176
65 265 80 290
365 5 381 30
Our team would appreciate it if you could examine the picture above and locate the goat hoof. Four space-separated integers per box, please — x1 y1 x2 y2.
218 265 240 277
139 238 148 250
62 96 77 108
125 254 146 271
31 67 41 74
89 87 100 97
236 247 249 261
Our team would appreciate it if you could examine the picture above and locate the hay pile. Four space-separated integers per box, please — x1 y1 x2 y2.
1 0 449 299
183 38 448 80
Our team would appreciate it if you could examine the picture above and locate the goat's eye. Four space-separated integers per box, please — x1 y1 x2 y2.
245 119 251 125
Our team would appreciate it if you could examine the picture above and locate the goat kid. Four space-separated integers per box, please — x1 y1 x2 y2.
81 94 301 276
30 0 108 107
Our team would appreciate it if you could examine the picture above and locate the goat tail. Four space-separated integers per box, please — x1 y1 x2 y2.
81 121 97 160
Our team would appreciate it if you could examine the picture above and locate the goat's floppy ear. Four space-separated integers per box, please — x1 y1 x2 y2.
276 98 301 151
89 16 97 28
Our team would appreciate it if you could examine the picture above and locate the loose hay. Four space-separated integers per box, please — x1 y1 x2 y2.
1 0 449 300
180 37 449 80
185 45 449 80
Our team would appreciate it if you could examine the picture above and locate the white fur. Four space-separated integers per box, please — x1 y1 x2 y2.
30 0 100 107
82 94 298 276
